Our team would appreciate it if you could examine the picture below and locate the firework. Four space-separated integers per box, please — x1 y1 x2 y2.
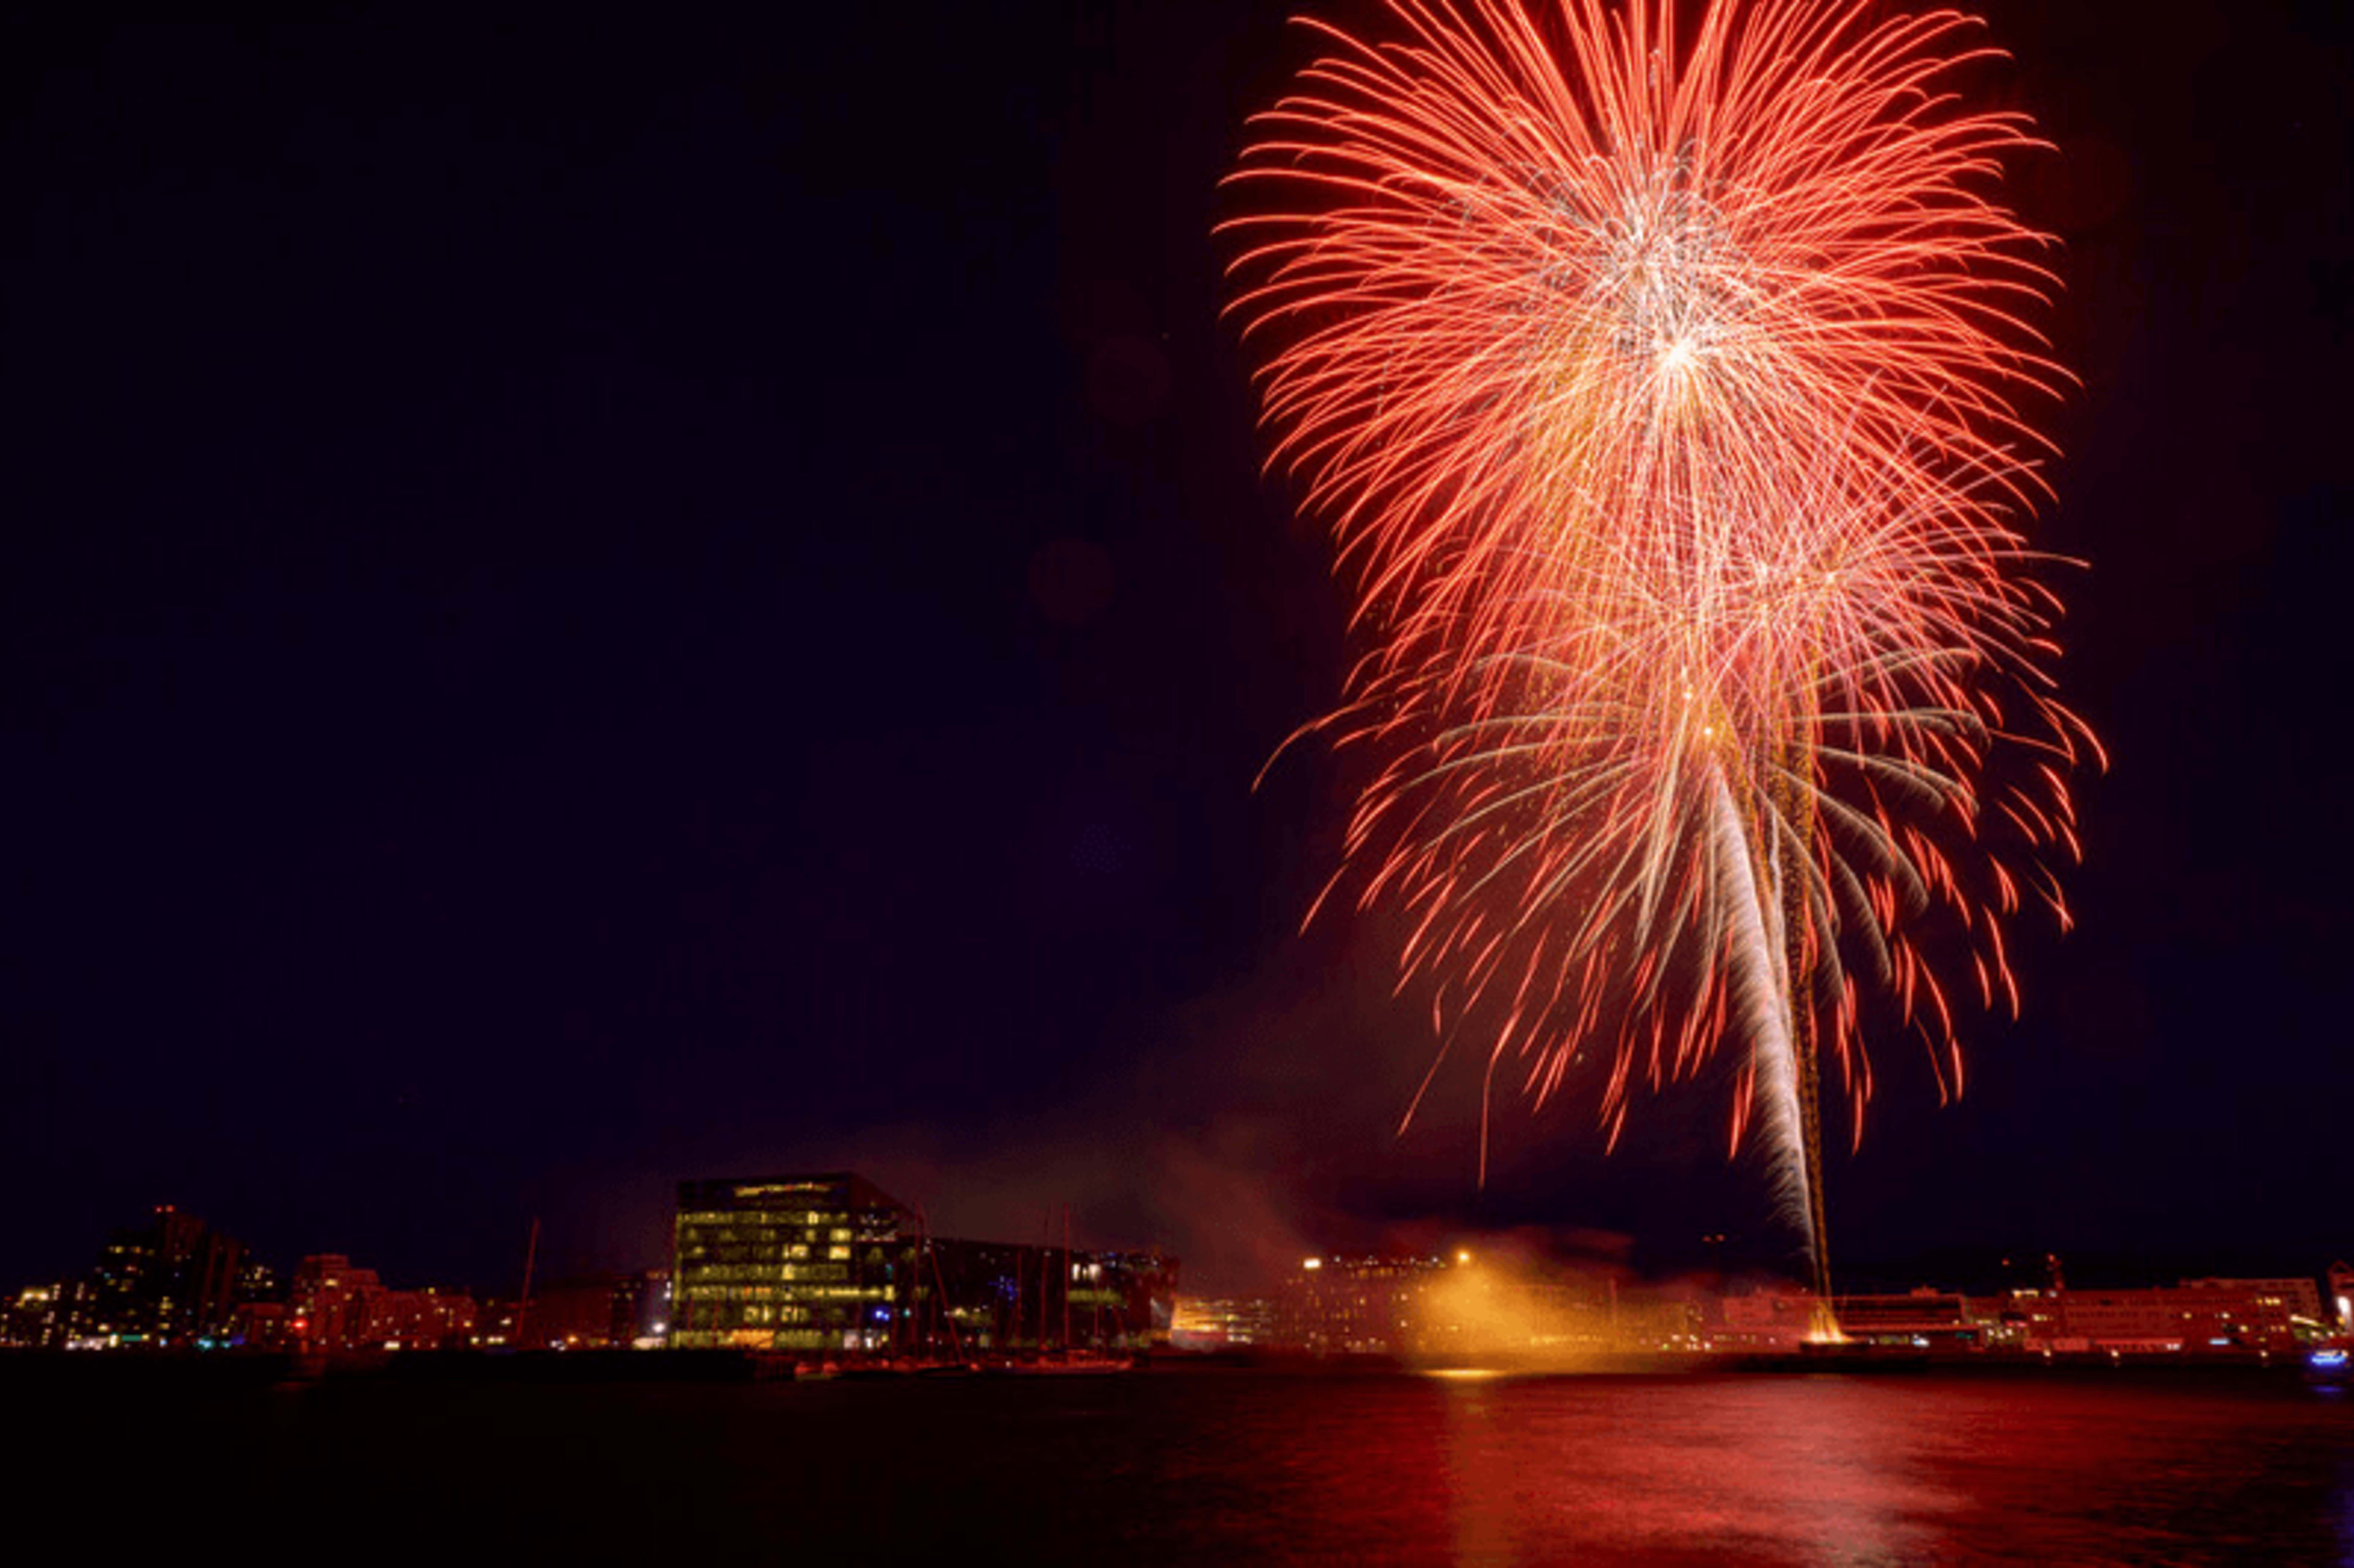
1225 0 2095 1282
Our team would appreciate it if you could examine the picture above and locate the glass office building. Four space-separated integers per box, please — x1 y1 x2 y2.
671 1172 1179 1360
671 1174 916 1352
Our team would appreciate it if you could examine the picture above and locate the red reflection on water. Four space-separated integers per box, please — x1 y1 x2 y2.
1437 1376 1947 1562
1393 1374 2354 1565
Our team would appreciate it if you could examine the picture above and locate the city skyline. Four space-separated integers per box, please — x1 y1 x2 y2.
3 0 2349 1299
15 1182 2347 1361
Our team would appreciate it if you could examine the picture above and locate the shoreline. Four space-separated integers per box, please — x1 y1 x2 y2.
1 1342 2339 1388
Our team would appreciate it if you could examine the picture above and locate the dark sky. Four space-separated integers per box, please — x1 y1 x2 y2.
2 0 2348 1299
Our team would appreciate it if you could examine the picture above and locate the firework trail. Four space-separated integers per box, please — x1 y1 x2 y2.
1225 0 2096 1284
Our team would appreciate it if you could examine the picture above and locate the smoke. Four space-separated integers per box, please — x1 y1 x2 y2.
1409 1231 1707 1370
1710 767 1818 1269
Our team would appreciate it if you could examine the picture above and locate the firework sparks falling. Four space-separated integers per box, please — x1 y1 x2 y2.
1225 0 2097 1274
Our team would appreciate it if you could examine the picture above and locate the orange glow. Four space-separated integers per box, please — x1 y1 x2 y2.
1411 1249 1670 1371
1225 0 2093 1162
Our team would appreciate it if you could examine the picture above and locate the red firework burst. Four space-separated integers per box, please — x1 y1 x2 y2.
1225 0 2098 1178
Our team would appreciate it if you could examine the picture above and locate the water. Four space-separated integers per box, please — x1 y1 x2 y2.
19 1366 2353 1563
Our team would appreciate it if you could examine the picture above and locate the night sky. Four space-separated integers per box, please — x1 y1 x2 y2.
3 0 2348 1300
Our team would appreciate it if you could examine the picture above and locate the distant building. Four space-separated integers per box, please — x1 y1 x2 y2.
1279 1255 1450 1356
1715 1289 1817 1349
669 1173 1176 1358
618 1269 672 1347
286 1255 476 1352
71 1206 245 1348
228 1300 295 1352
1268 1252 1705 1359
4 1283 81 1349
2329 1263 2352 1334
1868 1277 2329 1355
375 1287 476 1351
474 1298 523 1350
508 1271 671 1350
516 1278 619 1350
1831 1290 1999 1349
288 1254 380 1350
1170 1296 1280 1350
2021 1277 2323 1354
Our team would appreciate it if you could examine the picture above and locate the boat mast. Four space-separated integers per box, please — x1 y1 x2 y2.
516 1215 539 1349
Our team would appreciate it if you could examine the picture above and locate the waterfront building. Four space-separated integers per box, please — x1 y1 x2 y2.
71 1205 245 1348
510 1272 670 1349
671 1173 918 1352
1170 1296 1281 1350
287 1254 477 1352
1279 1254 1450 1356
474 1298 522 1350
289 1254 381 1350
1089 1251 1180 1350
1832 1290 2005 1349
3 1283 80 1349
669 1173 1177 1358
372 1287 477 1350
1997 1277 2325 1354
619 1269 673 1347
228 1299 295 1352
517 1277 621 1349
1713 1290 1816 1349
1817 1278 2329 1354
1267 1252 1705 1359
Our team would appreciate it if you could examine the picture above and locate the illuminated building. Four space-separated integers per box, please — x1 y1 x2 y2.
4 1283 80 1349
1825 1291 2005 1349
1271 1252 1705 1359
71 1205 245 1348
2005 1277 2326 1354
289 1254 381 1350
1170 1296 1280 1350
372 1287 477 1350
1712 1290 1818 1349
1813 1278 2331 1356
228 1300 295 1352
1805 1279 2332 1354
671 1174 916 1353
287 1255 478 1352
2330 1262 2352 1334
1280 1255 1450 1356
474 1298 524 1350
1414 1260 1703 1359
669 1173 1178 1358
